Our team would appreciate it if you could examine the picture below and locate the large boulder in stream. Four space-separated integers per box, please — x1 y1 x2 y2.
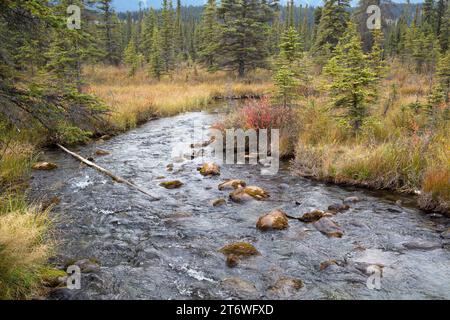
198 163 220 176
229 186 270 203
219 242 260 257
218 179 246 191
313 218 344 238
32 162 58 171
159 180 183 189
256 210 289 231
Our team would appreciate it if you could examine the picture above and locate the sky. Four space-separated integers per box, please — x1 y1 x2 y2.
112 0 423 12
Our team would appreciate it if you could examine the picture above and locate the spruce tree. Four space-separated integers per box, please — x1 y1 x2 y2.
217 0 274 77
97 0 122 65
142 9 156 62
149 25 164 80
323 22 377 131
312 0 350 61
161 0 175 72
197 0 220 70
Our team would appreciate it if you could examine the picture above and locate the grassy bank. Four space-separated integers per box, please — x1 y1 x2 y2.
0 65 272 299
0 126 57 299
84 65 273 130
219 61 449 215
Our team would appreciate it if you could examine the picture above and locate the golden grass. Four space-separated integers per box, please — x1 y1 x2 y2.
0 205 53 299
292 61 449 213
83 65 273 130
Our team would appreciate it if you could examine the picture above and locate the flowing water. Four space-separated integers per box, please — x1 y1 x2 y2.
29 109 450 300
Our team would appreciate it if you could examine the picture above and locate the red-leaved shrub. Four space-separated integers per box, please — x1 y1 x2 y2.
239 96 293 130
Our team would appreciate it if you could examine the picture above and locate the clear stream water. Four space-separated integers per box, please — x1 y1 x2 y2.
29 109 450 300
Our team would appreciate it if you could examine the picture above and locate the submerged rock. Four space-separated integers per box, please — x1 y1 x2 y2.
219 242 260 257
32 162 58 171
218 179 247 191
256 210 289 231
441 229 450 239
344 196 360 204
299 210 326 223
268 277 304 295
198 163 220 176
319 259 343 271
160 180 183 189
73 259 100 273
212 198 226 207
221 277 257 294
166 163 174 172
402 240 442 251
95 149 110 156
226 254 239 268
230 186 270 203
313 218 344 238
328 203 350 213
190 137 215 148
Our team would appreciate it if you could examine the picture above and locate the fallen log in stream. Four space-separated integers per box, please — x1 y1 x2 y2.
57 144 160 201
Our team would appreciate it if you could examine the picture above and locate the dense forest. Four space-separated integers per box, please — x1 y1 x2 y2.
0 0 449 300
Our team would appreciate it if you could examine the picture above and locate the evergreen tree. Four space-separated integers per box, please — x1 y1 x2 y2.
273 65 298 107
323 22 377 131
438 1 449 51
161 0 175 72
197 0 220 70
124 38 141 76
217 0 274 77
174 0 185 60
369 29 387 82
279 26 303 63
97 0 122 65
312 0 350 61
149 25 164 80
142 9 156 62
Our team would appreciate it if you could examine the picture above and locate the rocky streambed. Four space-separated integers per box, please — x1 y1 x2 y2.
29 110 450 300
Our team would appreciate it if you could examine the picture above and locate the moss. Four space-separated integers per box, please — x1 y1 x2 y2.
39 268 67 288
198 163 220 176
160 180 183 189
256 210 289 231
299 210 325 223
219 242 260 257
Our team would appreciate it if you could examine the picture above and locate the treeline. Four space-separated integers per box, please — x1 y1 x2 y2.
0 1 449 142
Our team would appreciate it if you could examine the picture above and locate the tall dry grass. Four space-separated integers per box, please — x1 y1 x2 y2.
83 65 273 130
294 60 449 213
0 203 53 299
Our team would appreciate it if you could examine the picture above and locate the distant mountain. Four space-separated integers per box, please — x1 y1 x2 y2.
112 0 423 12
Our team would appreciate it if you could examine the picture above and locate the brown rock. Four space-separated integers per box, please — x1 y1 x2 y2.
319 259 339 271
226 255 239 268
198 163 220 176
32 162 58 171
328 203 350 213
343 196 360 204
313 218 344 238
218 179 247 191
219 242 260 257
221 277 257 294
256 210 289 231
212 198 226 207
95 149 110 156
299 210 325 223
159 180 183 189
268 277 304 295
230 186 269 203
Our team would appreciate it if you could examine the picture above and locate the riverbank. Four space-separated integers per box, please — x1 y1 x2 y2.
218 61 449 215
0 65 273 299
